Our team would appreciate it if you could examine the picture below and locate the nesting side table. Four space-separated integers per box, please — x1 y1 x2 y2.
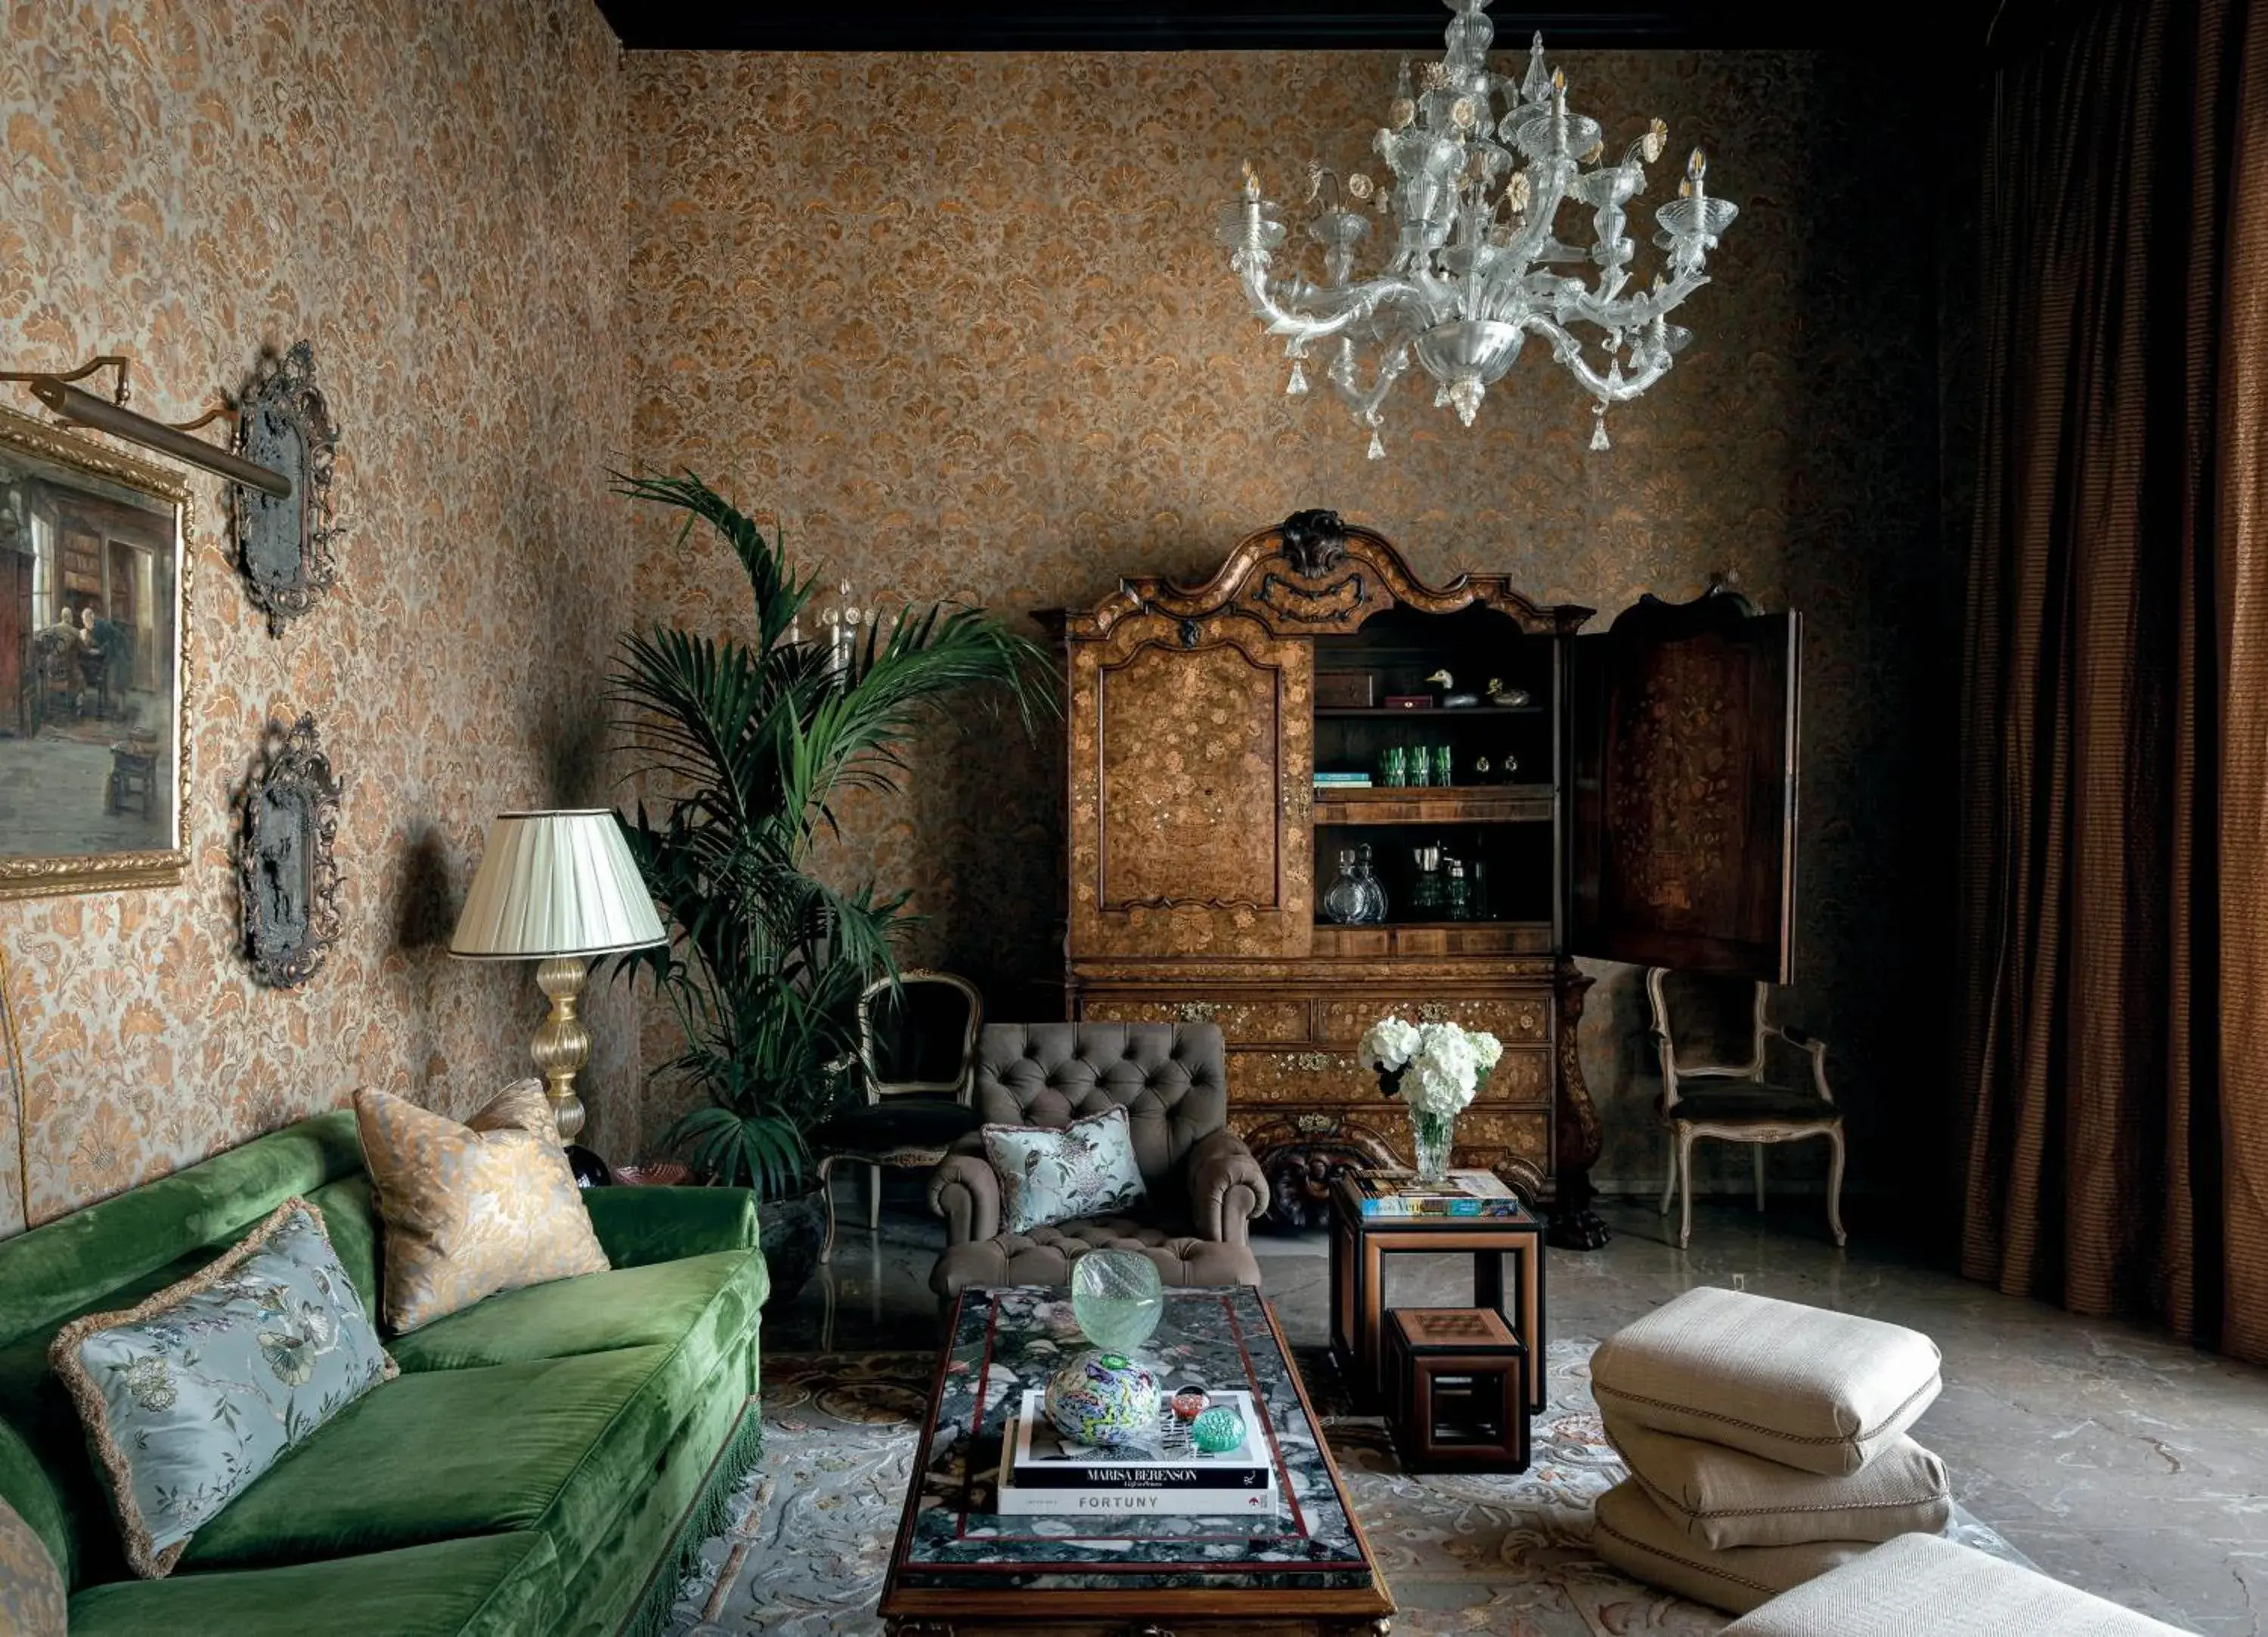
1327 1174 1547 1413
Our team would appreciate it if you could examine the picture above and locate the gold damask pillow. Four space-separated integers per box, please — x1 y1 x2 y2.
354 1080 609 1332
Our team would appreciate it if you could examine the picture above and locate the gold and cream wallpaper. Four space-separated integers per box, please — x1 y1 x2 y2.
0 0 633 1232
0 11 1958 1227
622 50 1958 1186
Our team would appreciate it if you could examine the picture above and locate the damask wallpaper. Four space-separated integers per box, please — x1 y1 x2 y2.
624 49 1960 1187
0 0 632 1233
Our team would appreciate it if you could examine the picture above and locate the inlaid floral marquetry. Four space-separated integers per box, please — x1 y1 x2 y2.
1070 609 1313 958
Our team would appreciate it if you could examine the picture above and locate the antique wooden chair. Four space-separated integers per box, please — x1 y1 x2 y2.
813 970 983 1262
1646 967 1846 1251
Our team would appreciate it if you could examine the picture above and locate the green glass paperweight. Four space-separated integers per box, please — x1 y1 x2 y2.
1190 1406 1247 1454
1070 1249 1164 1352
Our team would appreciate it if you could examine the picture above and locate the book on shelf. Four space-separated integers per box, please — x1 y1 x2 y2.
1312 772 1373 786
1353 1167 1529 1218
1006 1389 1271 1489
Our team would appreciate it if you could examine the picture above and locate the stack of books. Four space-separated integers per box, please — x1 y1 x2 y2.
1313 771 1373 790
995 1388 1278 1516
1352 1168 1528 1218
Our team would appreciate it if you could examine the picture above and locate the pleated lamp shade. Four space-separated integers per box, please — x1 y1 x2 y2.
448 809 667 960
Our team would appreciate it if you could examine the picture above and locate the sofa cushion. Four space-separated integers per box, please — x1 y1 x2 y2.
0 1491 64 1636
355 1082 611 1332
69 1530 564 1637
176 1345 678 1579
1591 1478 1871 1615
1590 1288 1942 1476
1718 1531 2191 1636
1606 1416 1952 1549
931 1220 1262 1303
389 1250 762 1372
51 1199 398 1578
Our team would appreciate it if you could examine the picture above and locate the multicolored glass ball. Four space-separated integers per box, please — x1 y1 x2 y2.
1043 1350 1159 1448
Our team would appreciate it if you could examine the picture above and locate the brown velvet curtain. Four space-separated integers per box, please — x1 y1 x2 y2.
1960 0 2268 1357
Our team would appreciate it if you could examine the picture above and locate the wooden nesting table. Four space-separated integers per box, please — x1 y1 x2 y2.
1328 1174 1547 1415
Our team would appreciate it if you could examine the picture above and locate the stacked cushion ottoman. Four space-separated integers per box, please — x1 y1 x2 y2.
1588 1287 1950 1615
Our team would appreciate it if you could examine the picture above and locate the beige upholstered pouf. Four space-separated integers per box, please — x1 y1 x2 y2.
1605 1416 1952 1549
1591 1287 1942 1476
1720 1531 2194 1635
1591 1479 1872 1615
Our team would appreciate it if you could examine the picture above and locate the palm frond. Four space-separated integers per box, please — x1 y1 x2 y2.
609 472 1049 1199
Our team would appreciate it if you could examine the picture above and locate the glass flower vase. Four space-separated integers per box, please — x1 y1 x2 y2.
1409 1108 1455 1185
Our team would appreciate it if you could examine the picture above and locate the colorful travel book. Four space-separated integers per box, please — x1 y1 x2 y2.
1006 1389 1271 1489
1353 1168 1528 1218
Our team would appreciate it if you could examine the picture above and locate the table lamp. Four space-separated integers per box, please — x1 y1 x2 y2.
448 809 667 1143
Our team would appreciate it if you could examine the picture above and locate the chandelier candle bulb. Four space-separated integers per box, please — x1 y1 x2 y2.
1219 2 1737 453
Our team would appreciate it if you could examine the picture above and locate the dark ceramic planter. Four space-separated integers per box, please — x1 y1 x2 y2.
758 1183 827 1307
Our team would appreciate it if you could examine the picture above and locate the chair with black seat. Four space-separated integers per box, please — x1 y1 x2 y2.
814 970 983 1262
1647 966 1845 1252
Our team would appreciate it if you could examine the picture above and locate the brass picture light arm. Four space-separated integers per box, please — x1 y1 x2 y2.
0 354 293 500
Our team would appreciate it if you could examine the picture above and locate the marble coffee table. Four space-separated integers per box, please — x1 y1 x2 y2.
879 1283 1395 1635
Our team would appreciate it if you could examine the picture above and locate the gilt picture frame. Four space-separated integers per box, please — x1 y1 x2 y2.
0 404 193 900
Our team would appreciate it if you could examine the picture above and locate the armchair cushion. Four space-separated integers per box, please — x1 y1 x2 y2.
929 1218 1262 1304
1182 1128 1269 1244
814 1099 982 1156
1665 1085 1839 1123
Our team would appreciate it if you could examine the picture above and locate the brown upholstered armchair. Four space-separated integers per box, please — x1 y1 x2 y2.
927 1022 1270 1305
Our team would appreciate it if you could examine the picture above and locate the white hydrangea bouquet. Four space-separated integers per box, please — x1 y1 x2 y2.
1359 1015 1504 1184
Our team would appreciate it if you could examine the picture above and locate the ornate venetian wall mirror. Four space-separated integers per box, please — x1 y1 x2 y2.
237 715 344 989
0 405 193 899
234 342 339 634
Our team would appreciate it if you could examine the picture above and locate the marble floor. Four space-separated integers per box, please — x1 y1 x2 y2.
770 1184 2268 1635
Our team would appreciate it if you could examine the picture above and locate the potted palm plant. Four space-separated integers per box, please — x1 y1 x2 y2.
609 472 1047 1304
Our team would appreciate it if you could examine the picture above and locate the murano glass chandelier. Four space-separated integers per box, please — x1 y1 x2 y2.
1217 0 1739 456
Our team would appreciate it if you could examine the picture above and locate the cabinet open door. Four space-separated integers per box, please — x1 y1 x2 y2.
1567 589 1799 982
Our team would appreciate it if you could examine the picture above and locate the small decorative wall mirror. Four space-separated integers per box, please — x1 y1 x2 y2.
239 715 343 988
234 342 339 634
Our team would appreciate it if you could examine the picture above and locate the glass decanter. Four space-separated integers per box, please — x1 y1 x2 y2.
1351 843 1388 922
1410 844 1445 915
1321 849 1367 924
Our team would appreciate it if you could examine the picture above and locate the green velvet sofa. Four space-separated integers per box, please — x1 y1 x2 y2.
0 1110 768 1636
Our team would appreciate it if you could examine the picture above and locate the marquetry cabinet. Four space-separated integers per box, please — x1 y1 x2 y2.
1054 510 1800 1247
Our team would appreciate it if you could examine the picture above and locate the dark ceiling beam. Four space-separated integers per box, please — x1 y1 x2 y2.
594 2 1960 53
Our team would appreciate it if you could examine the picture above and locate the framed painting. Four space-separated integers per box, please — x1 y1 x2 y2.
0 403 192 899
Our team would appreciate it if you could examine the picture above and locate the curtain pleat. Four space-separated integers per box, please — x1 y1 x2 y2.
1959 0 2268 1357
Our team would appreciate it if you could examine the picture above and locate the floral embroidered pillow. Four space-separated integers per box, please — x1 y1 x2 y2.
984 1105 1147 1233
49 1198 396 1579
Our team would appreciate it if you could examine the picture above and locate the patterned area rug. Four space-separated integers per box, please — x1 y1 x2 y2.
665 1340 2021 1635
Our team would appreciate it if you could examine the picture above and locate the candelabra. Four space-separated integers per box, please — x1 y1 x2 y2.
1216 2 1738 456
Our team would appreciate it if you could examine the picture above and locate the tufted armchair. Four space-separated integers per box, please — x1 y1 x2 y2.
927 1022 1270 1305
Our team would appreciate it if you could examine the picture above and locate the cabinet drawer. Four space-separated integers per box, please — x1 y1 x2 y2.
1489 1045 1553 1107
1082 995 1312 1044
1226 1046 1369 1106
1318 995 1549 1045
1452 1109 1553 1177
